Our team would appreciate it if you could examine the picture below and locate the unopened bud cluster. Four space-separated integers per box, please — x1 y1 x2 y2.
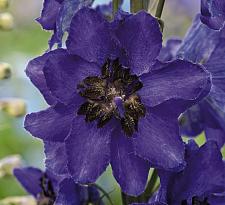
0 98 26 117
0 0 14 31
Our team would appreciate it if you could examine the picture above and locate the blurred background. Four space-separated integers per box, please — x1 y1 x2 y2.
0 0 203 204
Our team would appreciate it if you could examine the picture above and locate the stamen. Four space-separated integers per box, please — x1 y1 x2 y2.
77 58 146 136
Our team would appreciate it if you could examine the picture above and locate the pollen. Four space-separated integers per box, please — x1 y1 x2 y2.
77 58 146 136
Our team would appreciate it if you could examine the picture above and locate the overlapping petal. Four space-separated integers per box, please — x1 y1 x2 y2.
116 11 162 75
133 109 185 171
24 103 75 142
66 7 115 65
43 52 100 104
44 141 68 176
157 141 225 205
110 127 150 196
65 116 112 183
14 167 43 197
139 60 211 108
37 0 61 30
25 49 67 105
200 0 225 30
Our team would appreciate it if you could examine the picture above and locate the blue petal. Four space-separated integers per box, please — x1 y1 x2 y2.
14 167 43 197
158 141 225 205
110 126 150 196
177 15 221 63
200 0 225 30
54 0 94 46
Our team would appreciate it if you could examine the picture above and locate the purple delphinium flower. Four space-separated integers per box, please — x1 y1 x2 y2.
37 0 94 47
131 141 225 205
169 15 225 148
14 167 103 205
200 0 225 30
25 8 211 196
157 140 225 205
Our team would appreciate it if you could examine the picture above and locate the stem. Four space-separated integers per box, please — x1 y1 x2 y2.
143 169 158 202
131 0 149 13
92 184 114 205
155 0 165 18
113 0 122 15
121 192 128 205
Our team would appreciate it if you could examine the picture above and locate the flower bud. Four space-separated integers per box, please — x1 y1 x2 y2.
0 62 11 79
0 98 26 117
0 0 9 10
0 155 22 177
0 12 14 30
0 196 36 205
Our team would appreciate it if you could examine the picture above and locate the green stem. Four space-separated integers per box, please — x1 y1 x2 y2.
130 0 150 13
92 184 114 205
113 0 122 15
143 169 158 202
155 0 165 18
121 192 128 205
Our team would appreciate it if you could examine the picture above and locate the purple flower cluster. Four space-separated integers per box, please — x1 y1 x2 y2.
14 0 225 205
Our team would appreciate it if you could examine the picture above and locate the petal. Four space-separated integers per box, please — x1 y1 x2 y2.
66 7 115 65
14 167 43 197
200 0 225 30
37 0 61 30
65 116 112 183
26 49 67 105
55 0 94 46
170 141 225 203
158 38 182 62
205 127 225 149
24 103 75 142
139 59 211 107
116 10 162 75
204 39 225 93
55 178 87 205
177 15 220 63
133 109 185 171
110 128 150 196
43 53 100 104
179 104 204 137
44 141 69 176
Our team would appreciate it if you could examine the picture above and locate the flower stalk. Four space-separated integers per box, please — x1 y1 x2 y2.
113 0 122 15
155 0 165 18
131 0 149 13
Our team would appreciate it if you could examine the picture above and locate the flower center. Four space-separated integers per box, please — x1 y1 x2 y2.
181 196 210 205
37 175 56 205
77 58 146 136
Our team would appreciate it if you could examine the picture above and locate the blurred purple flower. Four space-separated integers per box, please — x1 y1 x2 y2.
157 141 225 205
37 0 94 48
165 15 225 148
14 167 103 205
200 0 225 30
25 8 211 196
136 141 225 205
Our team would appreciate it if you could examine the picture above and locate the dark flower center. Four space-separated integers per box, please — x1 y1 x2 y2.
37 175 56 205
181 196 210 205
77 58 146 136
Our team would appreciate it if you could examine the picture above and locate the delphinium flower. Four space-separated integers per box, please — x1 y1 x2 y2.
14 167 103 205
132 140 225 205
37 0 94 47
24 7 211 196
200 0 225 30
169 15 225 148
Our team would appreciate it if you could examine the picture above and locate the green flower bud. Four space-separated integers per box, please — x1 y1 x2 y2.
0 196 36 205
0 98 26 117
0 155 22 177
0 12 14 31
0 62 11 79
0 0 9 10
